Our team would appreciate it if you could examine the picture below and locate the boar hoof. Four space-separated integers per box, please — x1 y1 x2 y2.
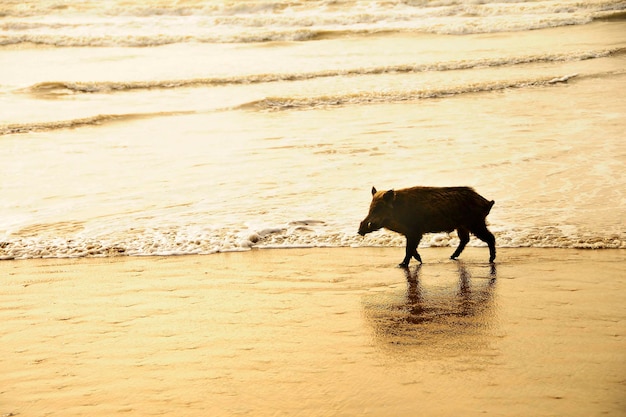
398 262 410 268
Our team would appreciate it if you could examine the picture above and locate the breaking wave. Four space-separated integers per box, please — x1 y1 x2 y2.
238 74 586 111
21 48 625 96
0 111 195 136
7 71 624 135
1 0 625 46
1 223 623 260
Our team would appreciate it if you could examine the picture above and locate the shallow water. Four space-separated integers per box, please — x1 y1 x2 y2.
1 1 626 259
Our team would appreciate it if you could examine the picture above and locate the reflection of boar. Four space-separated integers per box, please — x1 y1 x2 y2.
358 186 496 266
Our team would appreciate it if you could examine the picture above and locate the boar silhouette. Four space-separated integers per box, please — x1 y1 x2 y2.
358 186 496 266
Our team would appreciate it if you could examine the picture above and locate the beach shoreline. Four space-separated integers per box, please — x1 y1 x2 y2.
2 247 624 416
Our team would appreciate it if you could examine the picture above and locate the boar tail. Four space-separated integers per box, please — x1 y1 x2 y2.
486 200 495 215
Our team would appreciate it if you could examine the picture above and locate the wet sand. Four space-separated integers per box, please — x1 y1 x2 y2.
1 248 625 416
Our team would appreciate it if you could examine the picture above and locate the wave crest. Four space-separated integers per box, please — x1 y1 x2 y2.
21 48 625 96
0 111 194 136
238 75 586 111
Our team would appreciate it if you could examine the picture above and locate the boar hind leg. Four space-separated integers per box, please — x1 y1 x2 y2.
472 224 496 263
400 235 422 268
451 227 470 260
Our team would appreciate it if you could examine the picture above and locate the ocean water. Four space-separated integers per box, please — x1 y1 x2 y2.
1 0 625 259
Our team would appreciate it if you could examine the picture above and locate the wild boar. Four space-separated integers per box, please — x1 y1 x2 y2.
358 186 496 266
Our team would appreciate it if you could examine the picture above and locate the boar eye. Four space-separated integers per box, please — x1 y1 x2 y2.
367 222 372 228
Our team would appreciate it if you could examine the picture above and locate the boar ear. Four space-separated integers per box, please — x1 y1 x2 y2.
371 186 377 196
383 189 395 203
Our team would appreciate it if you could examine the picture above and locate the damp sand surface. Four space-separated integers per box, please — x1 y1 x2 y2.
2 248 625 416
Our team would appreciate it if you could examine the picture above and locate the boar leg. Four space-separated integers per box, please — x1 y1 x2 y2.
401 235 422 267
450 227 470 260
471 224 496 263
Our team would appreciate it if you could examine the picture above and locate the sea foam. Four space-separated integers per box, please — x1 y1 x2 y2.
1 0 624 46
2 223 624 260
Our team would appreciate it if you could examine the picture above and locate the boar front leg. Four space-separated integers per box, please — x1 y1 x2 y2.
400 234 422 268
450 227 470 260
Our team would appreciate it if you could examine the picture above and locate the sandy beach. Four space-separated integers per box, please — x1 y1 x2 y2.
1 248 624 416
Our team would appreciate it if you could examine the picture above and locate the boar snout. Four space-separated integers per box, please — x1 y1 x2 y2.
358 219 379 236
358 221 368 236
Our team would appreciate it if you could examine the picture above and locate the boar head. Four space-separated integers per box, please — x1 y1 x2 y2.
358 186 396 236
